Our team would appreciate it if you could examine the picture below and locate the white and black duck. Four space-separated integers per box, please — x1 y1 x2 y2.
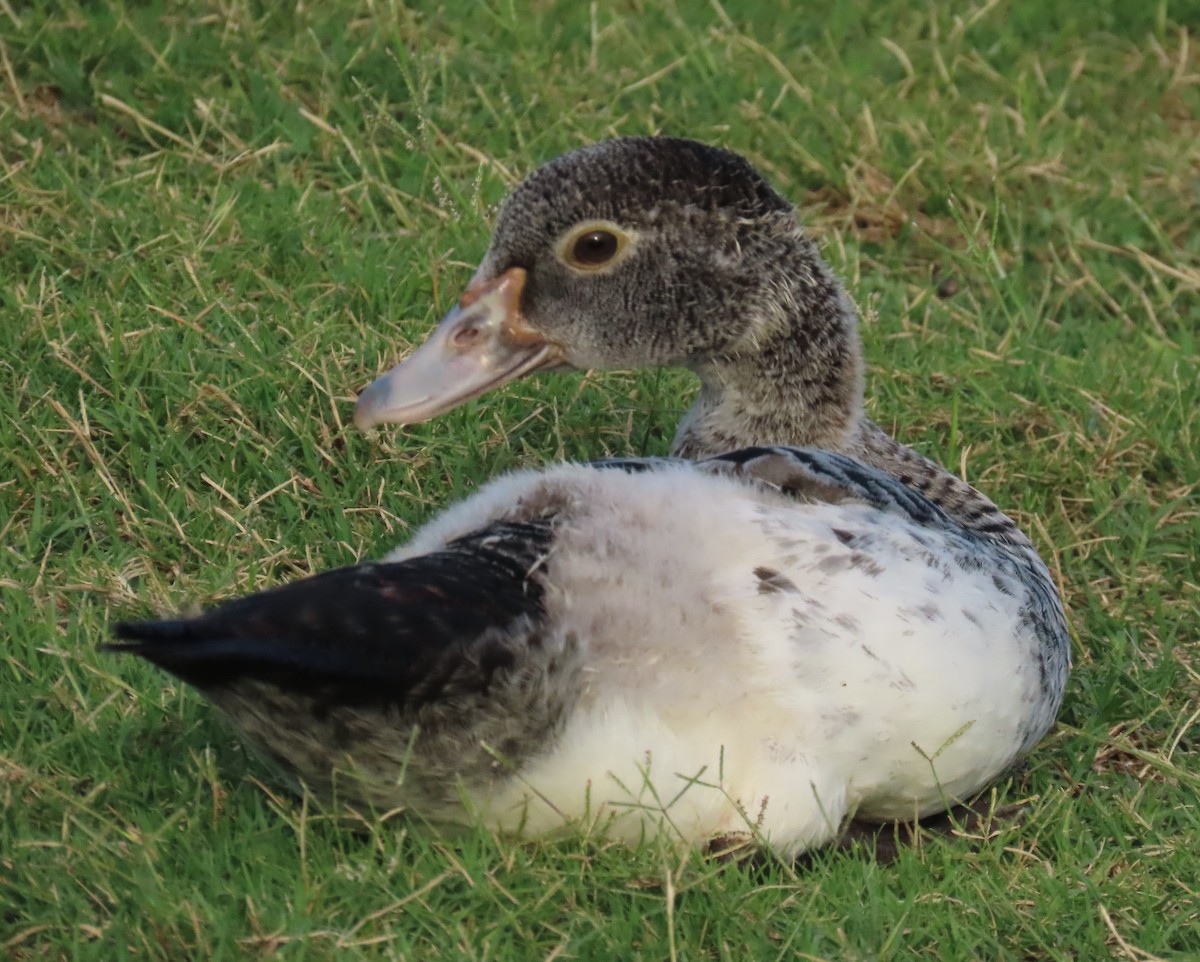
109 138 1069 858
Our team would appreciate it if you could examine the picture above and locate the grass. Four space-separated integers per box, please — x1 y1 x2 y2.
2 0 1198 957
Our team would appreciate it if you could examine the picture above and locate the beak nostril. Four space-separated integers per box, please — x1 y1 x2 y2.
453 325 481 348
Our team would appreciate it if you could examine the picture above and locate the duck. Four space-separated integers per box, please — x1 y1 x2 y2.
108 137 1069 859
109 447 1066 856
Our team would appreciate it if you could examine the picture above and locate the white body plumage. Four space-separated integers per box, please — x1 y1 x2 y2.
386 458 1054 855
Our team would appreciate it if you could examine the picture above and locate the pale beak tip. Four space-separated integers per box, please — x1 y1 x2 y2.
353 378 389 431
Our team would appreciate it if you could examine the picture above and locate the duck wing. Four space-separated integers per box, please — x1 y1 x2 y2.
104 520 555 708
592 447 951 528
701 445 958 529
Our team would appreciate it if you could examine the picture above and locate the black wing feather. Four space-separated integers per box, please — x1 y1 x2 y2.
104 520 555 707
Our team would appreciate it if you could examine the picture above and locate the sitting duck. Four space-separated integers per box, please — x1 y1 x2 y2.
109 138 1069 859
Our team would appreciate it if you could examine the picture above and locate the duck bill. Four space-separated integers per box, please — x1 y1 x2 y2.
354 267 563 430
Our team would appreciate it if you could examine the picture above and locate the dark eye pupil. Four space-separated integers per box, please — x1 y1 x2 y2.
572 230 618 266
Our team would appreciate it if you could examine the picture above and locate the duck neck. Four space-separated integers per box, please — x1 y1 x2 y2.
672 244 865 459
670 243 1034 549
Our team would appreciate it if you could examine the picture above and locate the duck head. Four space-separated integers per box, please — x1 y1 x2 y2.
356 137 863 453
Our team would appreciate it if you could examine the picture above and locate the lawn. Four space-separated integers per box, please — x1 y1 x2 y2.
2 0 1198 958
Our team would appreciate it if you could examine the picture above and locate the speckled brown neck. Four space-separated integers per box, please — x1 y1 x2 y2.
673 353 860 461
672 228 865 460
670 270 1031 548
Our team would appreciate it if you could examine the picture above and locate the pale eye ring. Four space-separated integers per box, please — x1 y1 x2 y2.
559 222 632 271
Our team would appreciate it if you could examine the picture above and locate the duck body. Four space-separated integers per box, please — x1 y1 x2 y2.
111 448 1066 857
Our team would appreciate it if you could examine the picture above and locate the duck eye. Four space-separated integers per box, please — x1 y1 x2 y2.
571 230 619 266
558 222 633 271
